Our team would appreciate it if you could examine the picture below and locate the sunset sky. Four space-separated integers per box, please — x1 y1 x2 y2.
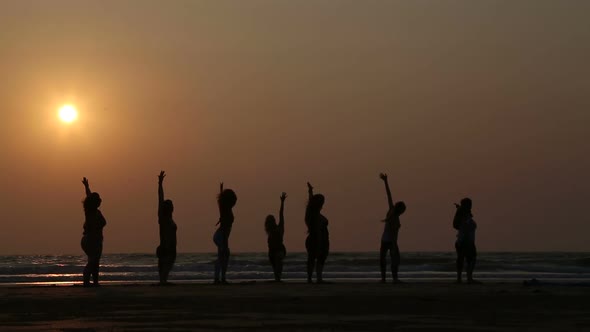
0 0 588 254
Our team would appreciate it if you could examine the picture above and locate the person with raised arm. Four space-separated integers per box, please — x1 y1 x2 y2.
265 192 287 282
213 182 237 284
453 197 478 284
378 173 406 284
305 182 330 284
156 171 177 285
80 177 107 287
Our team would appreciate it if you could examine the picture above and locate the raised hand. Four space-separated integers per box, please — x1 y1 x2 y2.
220 182 224 194
280 192 287 201
307 182 313 191
379 173 388 181
82 177 91 197
158 171 166 183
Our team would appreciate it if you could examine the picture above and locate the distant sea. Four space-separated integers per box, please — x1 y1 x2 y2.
1 252 589 286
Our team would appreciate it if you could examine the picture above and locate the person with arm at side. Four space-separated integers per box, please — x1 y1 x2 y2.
80 177 107 287
378 173 406 284
453 197 478 284
156 171 177 285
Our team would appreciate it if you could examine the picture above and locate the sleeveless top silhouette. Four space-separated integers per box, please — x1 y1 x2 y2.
214 210 234 247
307 214 329 250
83 210 106 244
381 210 400 243
158 215 177 252
457 216 477 245
267 227 285 252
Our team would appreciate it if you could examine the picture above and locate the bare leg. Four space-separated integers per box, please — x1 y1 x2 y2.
307 255 315 283
391 243 400 283
277 256 283 282
379 243 389 282
466 245 477 283
83 261 91 286
316 261 324 283
220 247 230 282
455 242 464 283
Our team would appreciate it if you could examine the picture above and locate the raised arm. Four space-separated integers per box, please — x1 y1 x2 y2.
158 171 166 206
379 173 394 209
82 177 92 197
279 192 287 235
307 182 314 201
453 203 462 230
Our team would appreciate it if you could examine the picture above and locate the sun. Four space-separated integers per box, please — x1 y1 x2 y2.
58 105 78 123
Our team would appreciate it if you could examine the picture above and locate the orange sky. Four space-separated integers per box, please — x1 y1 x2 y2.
0 1 589 254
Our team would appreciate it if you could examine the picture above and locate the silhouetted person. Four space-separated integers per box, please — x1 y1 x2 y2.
453 197 478 283
305 182 329 283
81 177 106 287
213 183 237 284
265 192 287 282
378 173 406 284
157 171 177 285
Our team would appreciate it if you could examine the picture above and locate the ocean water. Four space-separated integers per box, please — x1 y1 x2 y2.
1 252 589 286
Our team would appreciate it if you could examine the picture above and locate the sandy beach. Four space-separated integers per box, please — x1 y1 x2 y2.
1 282 589 331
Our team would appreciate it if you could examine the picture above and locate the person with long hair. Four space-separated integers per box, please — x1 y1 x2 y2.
80 177 107 287
305 182 329 284
265 192 287 282
378 173 406 284
213 182 237 284
156 171 177 285
453 197 478 283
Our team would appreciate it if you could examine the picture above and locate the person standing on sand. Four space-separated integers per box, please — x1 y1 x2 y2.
156 171 177 285
378 173 406 284
453 197 478 284
305 182 330 284
265 192 287 282
81 177 107 287
213 182 237 284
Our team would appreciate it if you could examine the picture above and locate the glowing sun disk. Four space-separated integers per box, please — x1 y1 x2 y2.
58 105 78 123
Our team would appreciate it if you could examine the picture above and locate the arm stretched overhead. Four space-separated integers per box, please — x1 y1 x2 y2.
82 177 92 197
279 192 287 236
379 173 394 210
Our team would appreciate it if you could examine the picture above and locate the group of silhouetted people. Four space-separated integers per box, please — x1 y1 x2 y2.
80 172 478 287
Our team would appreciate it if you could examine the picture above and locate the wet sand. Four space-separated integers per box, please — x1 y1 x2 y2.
1 282 589 331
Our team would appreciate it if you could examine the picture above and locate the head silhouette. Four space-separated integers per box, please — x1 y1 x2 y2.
83 192 102 212
460 198 472 211
394 201 406 216
161 199 174 217
218 189 237 210
265 215 277 234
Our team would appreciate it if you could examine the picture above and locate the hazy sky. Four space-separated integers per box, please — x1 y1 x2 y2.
0 0 588 254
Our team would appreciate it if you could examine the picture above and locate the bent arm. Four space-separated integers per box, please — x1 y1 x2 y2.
453 206 462 230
